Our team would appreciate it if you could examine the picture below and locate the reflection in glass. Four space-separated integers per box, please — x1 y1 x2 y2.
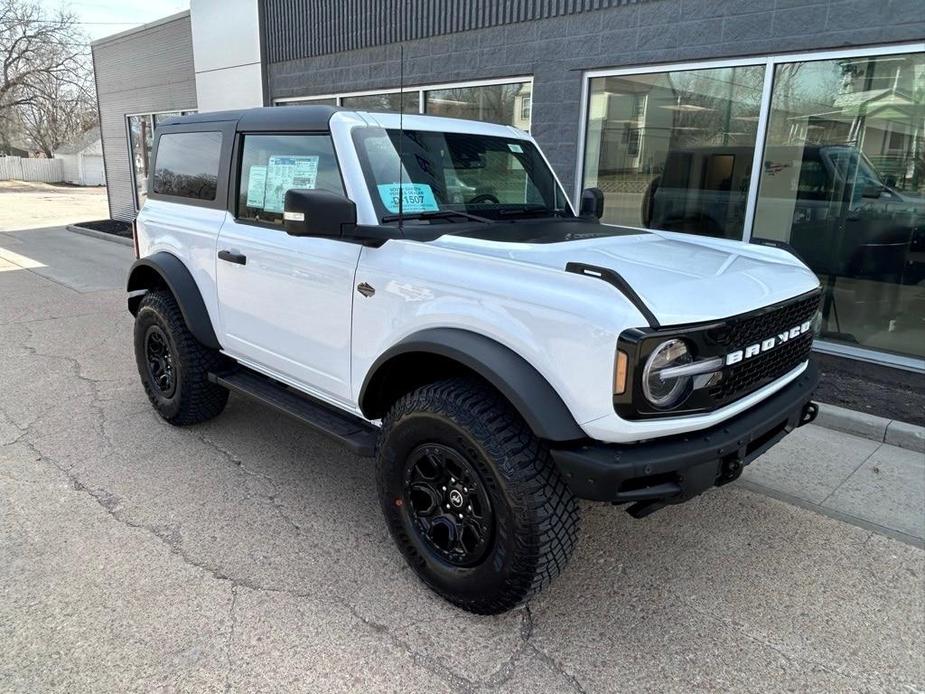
753 52 925 361
153 132 222 201
582 66 765 238
128 114 154 208
340 92 420 113
277 98 337 107
425 82 532 128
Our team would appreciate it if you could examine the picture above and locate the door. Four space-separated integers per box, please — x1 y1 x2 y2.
216 132 360 402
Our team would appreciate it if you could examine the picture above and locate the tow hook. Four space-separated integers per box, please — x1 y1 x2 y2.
800 401 819 427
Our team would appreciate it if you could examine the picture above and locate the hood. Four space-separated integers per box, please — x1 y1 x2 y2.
434 221 820 326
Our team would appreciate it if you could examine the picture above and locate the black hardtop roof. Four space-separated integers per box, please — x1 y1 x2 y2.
156 105 340 132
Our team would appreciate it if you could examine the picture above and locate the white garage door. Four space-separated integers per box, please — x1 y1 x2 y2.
80 154 106 186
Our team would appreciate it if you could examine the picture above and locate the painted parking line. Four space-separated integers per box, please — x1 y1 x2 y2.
0 246 46 271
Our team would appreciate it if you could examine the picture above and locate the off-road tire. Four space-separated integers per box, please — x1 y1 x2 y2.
134 290 228 425
377 377 580 614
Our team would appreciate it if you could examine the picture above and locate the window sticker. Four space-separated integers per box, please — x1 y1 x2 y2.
264 155 320 213
377 183 439 214
245 165 267 208
507 143 524 154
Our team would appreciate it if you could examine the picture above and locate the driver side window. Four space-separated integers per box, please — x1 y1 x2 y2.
237 134 345 226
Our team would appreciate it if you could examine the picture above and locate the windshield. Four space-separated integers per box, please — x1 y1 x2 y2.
352 127 573 223
824 146 883 188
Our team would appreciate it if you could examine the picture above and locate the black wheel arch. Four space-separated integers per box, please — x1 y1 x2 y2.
127 252 221 350
359 328 586 443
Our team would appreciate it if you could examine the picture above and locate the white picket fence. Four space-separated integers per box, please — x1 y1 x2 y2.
0 157 64 183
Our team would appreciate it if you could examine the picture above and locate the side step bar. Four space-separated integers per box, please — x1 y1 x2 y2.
208 369 379 457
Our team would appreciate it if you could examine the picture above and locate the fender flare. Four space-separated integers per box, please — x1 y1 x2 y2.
126 252 221 350
359 328 586 442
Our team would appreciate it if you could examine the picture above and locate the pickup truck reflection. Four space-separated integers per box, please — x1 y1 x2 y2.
641 144 923 287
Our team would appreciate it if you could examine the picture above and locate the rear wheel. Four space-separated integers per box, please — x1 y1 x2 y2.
377 377 580 614
133 290 229 425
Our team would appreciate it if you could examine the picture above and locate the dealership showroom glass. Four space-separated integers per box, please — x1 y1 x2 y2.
91 1 925 372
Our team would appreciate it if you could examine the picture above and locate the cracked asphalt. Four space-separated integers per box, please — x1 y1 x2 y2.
1 226 923 693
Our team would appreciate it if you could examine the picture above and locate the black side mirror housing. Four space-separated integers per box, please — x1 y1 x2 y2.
283 189 357 237
579 187 604 219
861 185 883 199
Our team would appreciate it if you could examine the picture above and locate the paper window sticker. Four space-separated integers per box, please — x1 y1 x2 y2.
508 143 524 153
377 183 440 214
264 155 321 213
245 166 267 208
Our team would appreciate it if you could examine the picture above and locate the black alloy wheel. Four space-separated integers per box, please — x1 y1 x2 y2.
403 443 493 567
144 325 176 397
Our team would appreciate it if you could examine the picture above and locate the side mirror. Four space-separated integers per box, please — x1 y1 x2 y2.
283 189 357 237
861 185 883 199
579 187 604 219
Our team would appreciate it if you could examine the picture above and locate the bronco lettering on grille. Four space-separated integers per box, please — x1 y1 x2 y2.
725 320 813 366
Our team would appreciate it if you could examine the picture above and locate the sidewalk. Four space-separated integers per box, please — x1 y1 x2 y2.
743 422 925 546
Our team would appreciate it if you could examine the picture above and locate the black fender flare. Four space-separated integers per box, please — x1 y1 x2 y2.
126 251 221 350
359 328 586 442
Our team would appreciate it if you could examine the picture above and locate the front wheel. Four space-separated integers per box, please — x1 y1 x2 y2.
376 378 580 614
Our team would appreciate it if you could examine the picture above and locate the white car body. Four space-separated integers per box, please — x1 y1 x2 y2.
136 110 820 444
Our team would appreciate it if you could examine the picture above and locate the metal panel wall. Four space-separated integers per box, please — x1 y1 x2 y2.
264 0 646 62
92 13 198 222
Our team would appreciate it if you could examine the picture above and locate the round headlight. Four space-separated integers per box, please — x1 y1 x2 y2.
642 339 693 408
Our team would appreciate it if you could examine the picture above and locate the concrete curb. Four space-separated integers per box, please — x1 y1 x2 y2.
67 224 133 247
815 402 925 453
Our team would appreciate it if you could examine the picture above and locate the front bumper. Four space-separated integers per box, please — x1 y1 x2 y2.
550 361 820 517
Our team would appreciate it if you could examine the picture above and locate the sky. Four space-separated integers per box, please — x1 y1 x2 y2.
38 0 190 41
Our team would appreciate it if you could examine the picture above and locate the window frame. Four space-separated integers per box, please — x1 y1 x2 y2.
147 121 236 211
575 41 925 372
273 76 534 129
230 130 349 231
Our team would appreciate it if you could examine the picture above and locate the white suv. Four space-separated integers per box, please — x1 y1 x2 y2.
128 106 822 614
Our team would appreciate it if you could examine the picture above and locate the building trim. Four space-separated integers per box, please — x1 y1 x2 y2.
274 75 535 106
91 10 191 47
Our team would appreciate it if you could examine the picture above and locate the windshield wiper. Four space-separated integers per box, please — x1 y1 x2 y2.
381 210 491 224
497 205 569 218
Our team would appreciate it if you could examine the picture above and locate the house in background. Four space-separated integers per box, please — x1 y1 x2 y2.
53 127 106 186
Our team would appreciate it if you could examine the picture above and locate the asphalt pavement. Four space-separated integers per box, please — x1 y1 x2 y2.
1 226 923 693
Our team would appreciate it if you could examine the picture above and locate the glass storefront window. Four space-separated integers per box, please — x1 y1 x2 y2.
127 114 154 209
340 92 420 113
753 52 925 360
425 82 532 128
277 98 337 106
582 65 766 238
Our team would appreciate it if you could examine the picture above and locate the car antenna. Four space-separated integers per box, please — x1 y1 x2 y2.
397 43 405 232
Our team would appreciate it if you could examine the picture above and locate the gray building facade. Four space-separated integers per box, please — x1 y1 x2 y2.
92 12 198 221
92 0 924 371
264 0 924 197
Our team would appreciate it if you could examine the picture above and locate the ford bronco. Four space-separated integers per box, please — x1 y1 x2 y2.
128 106 821 614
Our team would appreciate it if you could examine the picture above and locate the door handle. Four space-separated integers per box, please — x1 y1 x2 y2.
218 250 247 265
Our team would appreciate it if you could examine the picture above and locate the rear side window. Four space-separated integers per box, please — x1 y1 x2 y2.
237 134 344 226
153 131 223 200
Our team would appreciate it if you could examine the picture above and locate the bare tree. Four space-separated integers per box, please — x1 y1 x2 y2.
0 0 94 154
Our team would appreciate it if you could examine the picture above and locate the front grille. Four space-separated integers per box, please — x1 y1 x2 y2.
707 291 821 405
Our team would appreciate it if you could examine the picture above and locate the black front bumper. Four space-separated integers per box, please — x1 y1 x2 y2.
550 362 820 517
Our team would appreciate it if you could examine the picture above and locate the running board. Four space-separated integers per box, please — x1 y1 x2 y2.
208 369 378 457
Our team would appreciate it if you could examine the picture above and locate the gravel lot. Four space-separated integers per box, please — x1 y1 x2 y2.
0 181 108 232
0 226 923 693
